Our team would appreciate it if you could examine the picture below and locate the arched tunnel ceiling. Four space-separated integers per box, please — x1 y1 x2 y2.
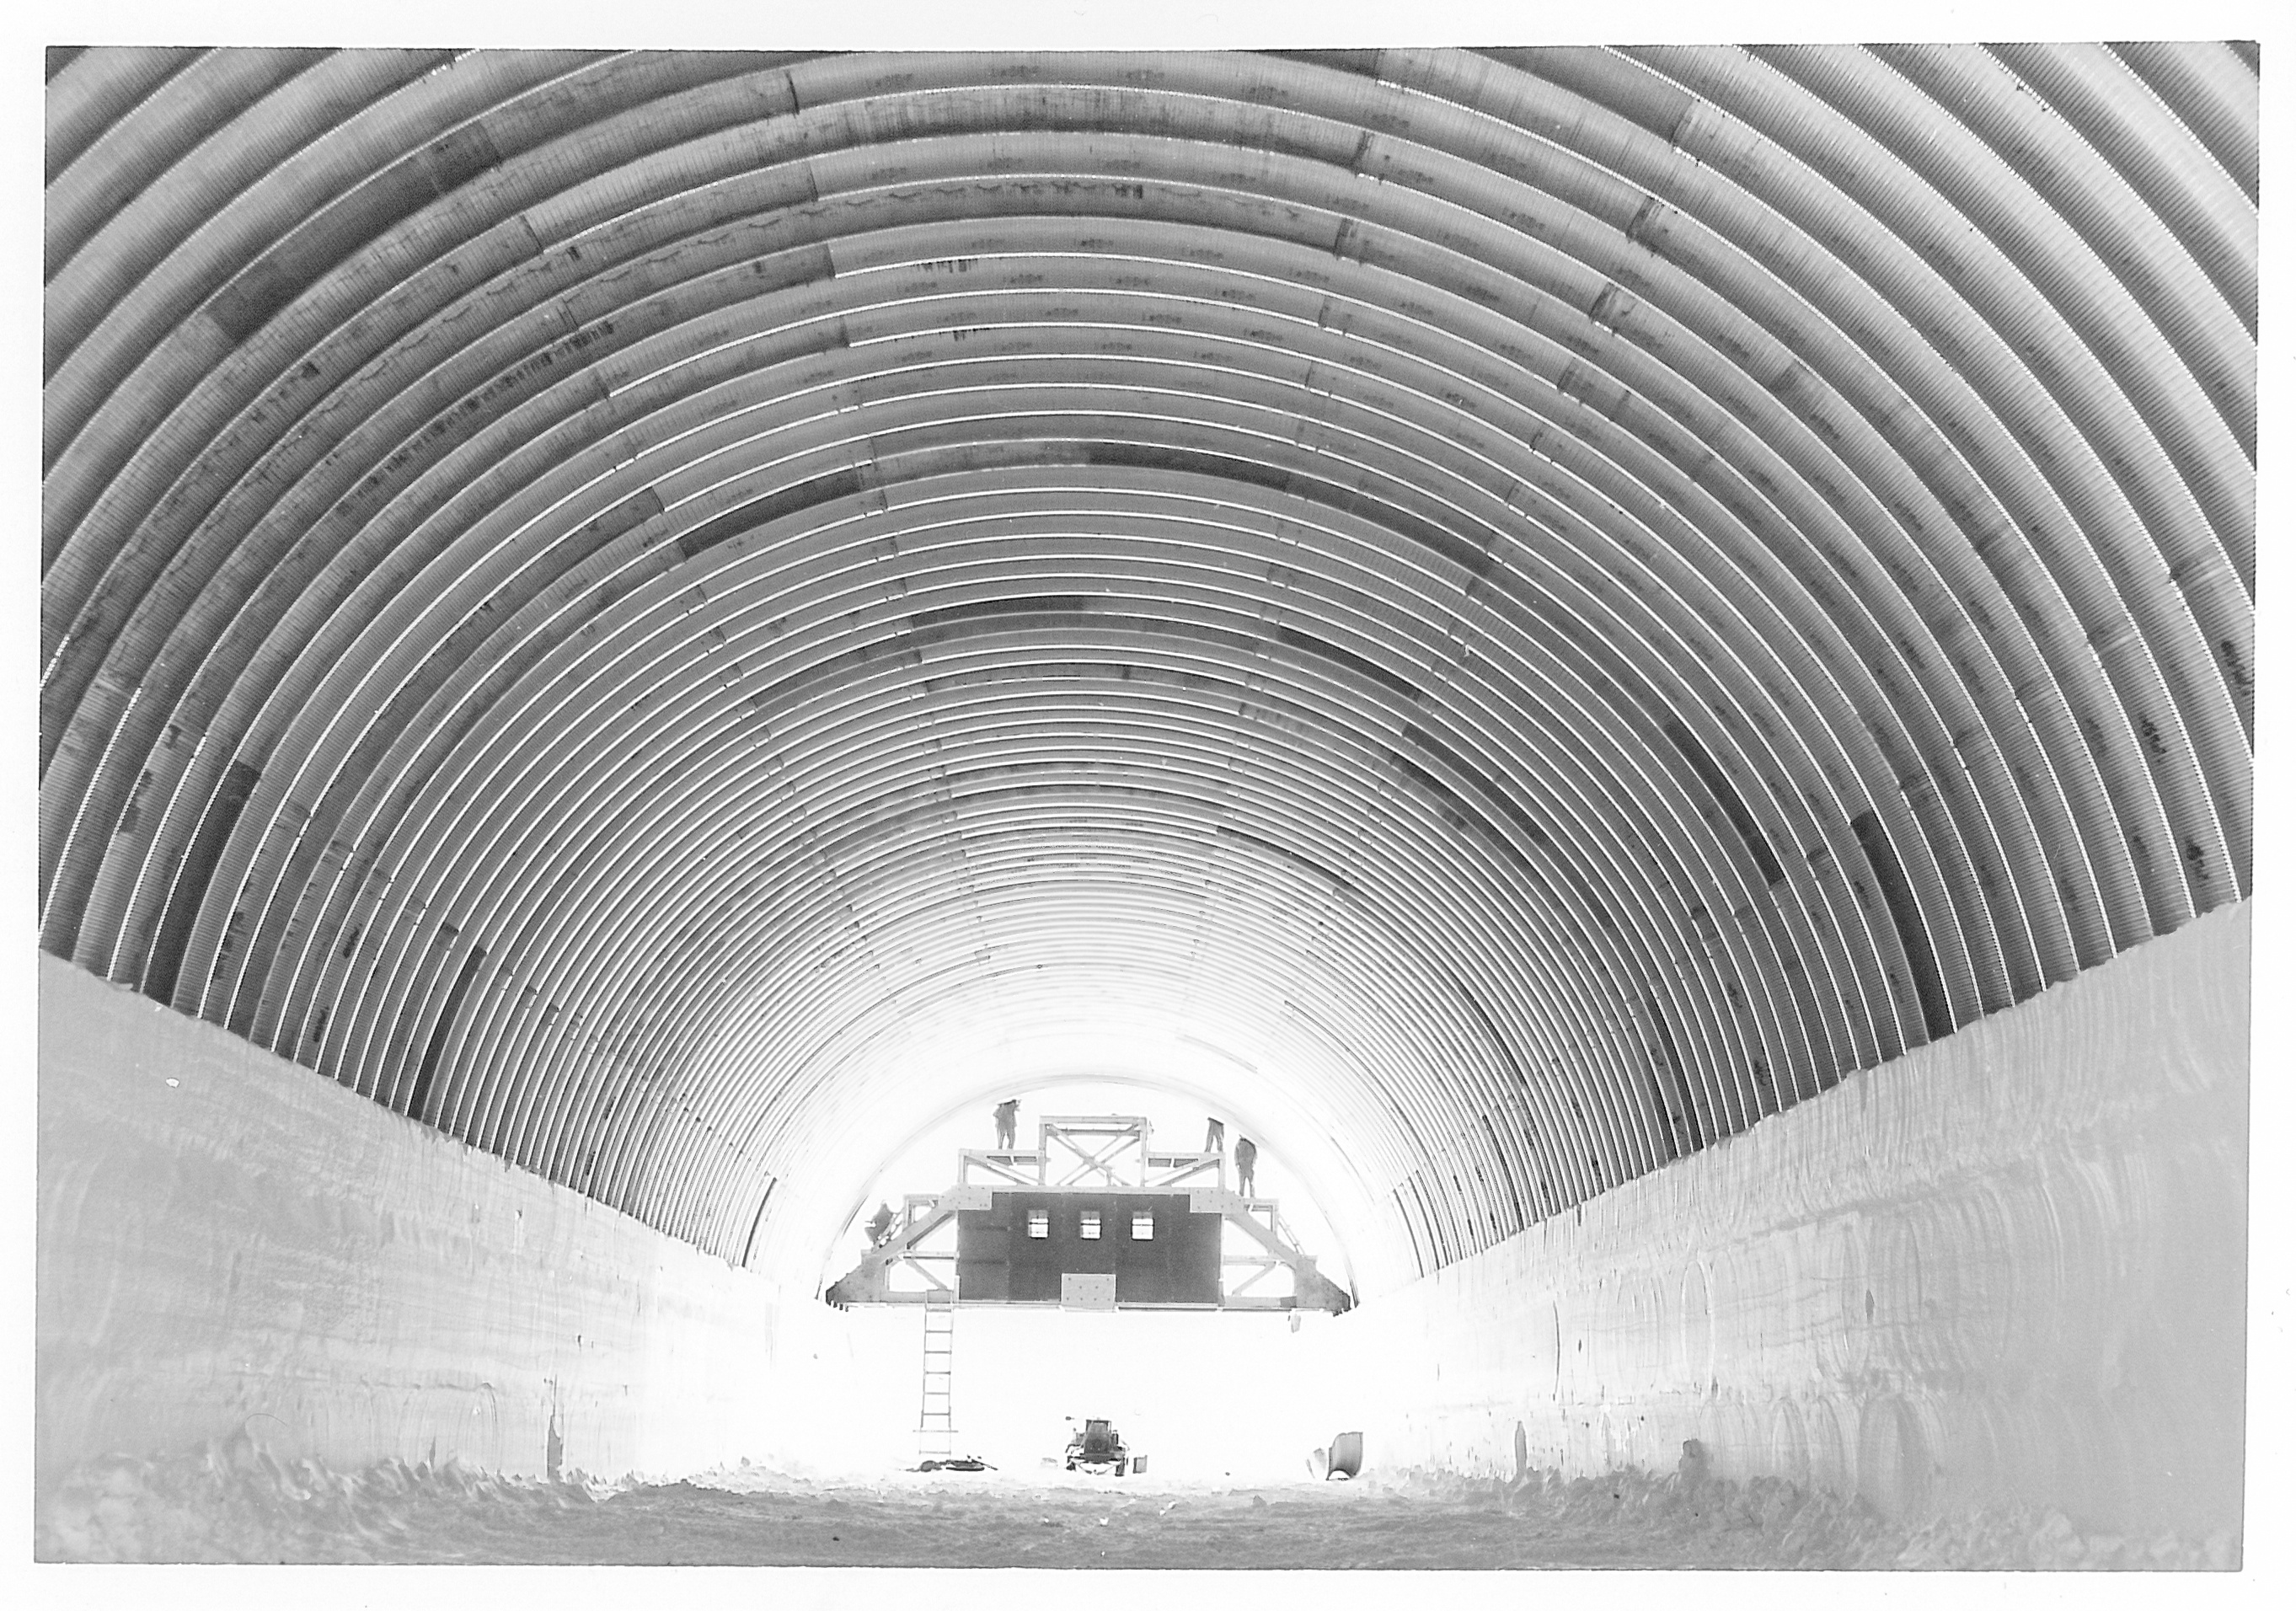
40 44 2256 1295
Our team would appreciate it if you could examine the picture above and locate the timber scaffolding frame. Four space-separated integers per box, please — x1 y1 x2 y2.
825 1116 1353 1312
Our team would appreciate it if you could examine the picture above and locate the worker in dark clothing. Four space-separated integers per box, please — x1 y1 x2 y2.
1234 1136 1258 1196
866 1202 895 1246
1204 1116 1225 1154
993 1098 1020 1149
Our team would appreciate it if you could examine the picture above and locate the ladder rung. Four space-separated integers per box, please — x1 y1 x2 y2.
919 1293 955 1449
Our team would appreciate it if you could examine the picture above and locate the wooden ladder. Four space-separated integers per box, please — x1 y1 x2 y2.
917 1286 955 1460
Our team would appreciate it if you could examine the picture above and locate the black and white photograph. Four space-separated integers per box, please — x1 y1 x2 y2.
16 2 2285 1598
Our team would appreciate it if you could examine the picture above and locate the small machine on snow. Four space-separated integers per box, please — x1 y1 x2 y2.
1062 1417 1138 1475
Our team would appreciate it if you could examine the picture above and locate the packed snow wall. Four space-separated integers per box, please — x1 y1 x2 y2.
1324 902 2248 1539
35 955 789 1496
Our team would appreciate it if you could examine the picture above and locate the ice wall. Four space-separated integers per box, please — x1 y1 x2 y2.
1324 903 2249 1539
35 958 789 1496
36 901 2250 1531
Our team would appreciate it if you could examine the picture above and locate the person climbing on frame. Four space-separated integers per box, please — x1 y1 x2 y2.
865 1201 895 1246
1234 1134 1258 1196
993 1097 1020 1150
1204 1116 1225 1154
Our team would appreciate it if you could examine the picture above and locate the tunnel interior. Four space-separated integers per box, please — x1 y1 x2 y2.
36 40 2253 1553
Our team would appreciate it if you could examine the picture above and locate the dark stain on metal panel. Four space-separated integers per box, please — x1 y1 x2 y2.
406 938 488 1124
142 759 260 1007
677 468 867 560
1275 624 1420 701
909 594 1090 631
1214 824 1357 896
1850 808 1954 1041
1664 718 1785 886
1646 997 1705 1153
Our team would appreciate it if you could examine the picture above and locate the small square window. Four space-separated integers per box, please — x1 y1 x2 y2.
1079 1210 1101 1239
1026 1209 1048 1239
1132 1212 1155 1240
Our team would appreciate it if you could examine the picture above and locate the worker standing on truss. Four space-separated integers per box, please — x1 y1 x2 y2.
1234 1136 1258 1196
993 1098 1020 1150
1204 1116 1224 1154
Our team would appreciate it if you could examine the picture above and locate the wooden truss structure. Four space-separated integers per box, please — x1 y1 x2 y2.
827 1114 1351 1313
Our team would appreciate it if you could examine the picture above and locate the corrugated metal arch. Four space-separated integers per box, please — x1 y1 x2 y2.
40 45 2252 1298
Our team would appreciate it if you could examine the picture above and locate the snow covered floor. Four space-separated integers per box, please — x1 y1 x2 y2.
35 1434 2238 1569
